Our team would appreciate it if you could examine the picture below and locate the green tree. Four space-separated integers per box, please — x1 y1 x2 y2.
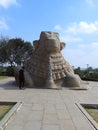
0 36 9 64
0 37 33 66
74 67 85 78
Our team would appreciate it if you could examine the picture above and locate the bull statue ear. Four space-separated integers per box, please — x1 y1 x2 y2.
33 40 39 50
60 42 66 50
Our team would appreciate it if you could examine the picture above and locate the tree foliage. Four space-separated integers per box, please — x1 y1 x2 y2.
0 36 33 66
0 36 9 64
74 67 98 81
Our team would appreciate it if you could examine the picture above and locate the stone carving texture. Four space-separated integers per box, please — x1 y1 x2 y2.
23 31 82 89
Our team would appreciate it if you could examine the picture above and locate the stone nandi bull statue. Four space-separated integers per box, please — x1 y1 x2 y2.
15 31 86 89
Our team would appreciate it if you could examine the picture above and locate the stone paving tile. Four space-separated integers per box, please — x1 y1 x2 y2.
59 119 76 130
32 103 44 111
44 104 56 114
6 124 23 130
73 125 94 130
43 113 59 125
24 121 42 130
27 110 43 121
42 124 60 130
56 109 71 120
0 79 97 130
55 104 67 110
72 116 93 130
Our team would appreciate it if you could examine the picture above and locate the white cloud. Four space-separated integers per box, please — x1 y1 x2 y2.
78 42 98 50
86 0 94 7
66 21 98 34
0 0 18 8
60 35 83 43
54 21 98 68
54 25 62 30
54 24 83 43
0 19 9 30
62 42 98 68
54 21 98 43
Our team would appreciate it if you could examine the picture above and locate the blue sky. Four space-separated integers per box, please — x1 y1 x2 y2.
0 0 98 68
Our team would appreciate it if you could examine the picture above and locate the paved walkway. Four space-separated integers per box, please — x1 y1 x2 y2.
0 77 98 130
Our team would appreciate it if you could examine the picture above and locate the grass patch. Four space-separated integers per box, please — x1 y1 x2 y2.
0 104 13 121
0 76 9 80
76 103 98 130
85 108 98 123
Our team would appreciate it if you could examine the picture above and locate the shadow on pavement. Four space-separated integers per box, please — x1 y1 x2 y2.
0 79 19 90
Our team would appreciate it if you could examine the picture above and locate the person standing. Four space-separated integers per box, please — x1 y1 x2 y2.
19 66 25 89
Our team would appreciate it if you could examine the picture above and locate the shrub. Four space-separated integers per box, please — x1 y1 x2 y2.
0 69 6 76
6 66 15 76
